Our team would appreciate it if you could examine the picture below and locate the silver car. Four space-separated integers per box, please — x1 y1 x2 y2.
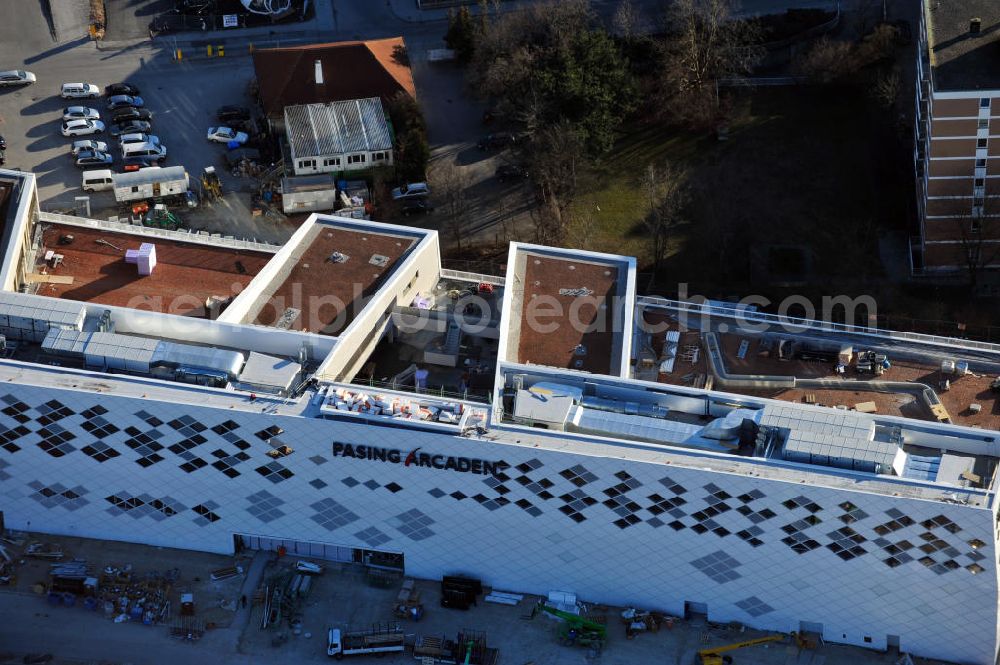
0 70 36 87
119 133 160 148
63 106 101 122
71 140 109 156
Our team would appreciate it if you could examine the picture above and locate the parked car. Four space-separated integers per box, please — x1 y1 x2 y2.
119 133 160 148
496 164 528 182
62 106 101 122
0 135 6 150
105 82 140 97
401 200 434 216
74 150 114 168
112 107 152 123
71 139 108 156
111 120 152 136
477 132 516 151
61 119 105 137
216 105 251 123
107 95 144 110
60 82 99 99
0 70 36 87
391 182 429 200
206 126 248 144
122 155 160 170
123 142 167 162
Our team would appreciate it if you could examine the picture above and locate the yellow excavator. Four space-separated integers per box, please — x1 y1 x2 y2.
698 634 789 665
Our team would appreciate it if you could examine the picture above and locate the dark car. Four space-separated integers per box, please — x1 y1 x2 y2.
113 107 153 123
75 150 114 168
496 164 527 182
122 155 160 169
401 200 434 216
105 82 140 97
111 120 152 137
477 132 516 151
216 105 251 123
0 135 6 150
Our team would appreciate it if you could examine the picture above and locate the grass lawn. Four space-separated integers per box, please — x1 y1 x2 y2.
567 85 911 298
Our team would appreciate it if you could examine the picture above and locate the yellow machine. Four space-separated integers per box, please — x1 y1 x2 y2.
698 634 787 665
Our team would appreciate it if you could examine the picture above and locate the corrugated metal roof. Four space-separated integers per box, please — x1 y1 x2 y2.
112 166 187 188
285 98 392 161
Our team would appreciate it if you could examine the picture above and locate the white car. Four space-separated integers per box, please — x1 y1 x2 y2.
206 127 248 144
391 182 430 200
71 139 108 156
62 106 101 122
119 133 160 148
61 82 100 99
61 119 105 137
0 70 35 87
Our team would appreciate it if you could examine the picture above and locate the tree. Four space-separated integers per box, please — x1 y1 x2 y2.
471 0 633 155
395 129 429 183
613 0 638 39
871 67 901 109
640 161 688 278
445 7 477 63
955 217 1000 293
796 37 858 83
435 161 474 251
526 122 585 241
657 0 764 128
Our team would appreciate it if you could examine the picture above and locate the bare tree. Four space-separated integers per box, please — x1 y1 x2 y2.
796 38 858 83
871 67 901 109
435 160 474 252
658 0 765 128
641 161 688 278
613 0 638 39
955 217 1000 293
526 122 585 242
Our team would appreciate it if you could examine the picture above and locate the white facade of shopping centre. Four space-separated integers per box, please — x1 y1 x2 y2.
0 170 999 665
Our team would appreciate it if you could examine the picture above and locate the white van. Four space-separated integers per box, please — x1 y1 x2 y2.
81 169 114 192
122 142 166 161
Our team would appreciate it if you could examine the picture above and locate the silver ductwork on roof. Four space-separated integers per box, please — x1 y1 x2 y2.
42 329 246 381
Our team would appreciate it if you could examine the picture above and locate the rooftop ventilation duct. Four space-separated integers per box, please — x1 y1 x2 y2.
970 17 982 35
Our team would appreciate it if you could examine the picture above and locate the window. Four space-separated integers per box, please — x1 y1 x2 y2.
299 159 315 169
981 98 991 109
347 154 367 164
131 186 139 193
977 138 988 148
977 158 987 167
979 119 990 130
976 178 985 187
323 158 340 167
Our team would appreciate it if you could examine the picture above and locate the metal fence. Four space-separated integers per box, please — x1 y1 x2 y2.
637 295 1000 354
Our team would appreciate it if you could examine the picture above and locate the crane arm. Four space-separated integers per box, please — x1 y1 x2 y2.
699 634 785 657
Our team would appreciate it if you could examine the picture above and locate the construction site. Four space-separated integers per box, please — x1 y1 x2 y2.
0 531 933 665
637 304 1000 430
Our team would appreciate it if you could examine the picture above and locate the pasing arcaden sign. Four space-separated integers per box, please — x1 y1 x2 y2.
332 442 509 477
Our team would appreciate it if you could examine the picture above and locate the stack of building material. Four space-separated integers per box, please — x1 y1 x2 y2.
323 387 464 423
124 243 157 275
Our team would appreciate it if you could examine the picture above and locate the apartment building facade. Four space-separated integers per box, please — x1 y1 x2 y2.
914 1 1000 274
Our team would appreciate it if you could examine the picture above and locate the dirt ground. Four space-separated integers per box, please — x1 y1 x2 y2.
0 531 930 665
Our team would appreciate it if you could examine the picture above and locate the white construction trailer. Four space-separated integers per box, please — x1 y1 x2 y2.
280 174 338 214
112 166 189 204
